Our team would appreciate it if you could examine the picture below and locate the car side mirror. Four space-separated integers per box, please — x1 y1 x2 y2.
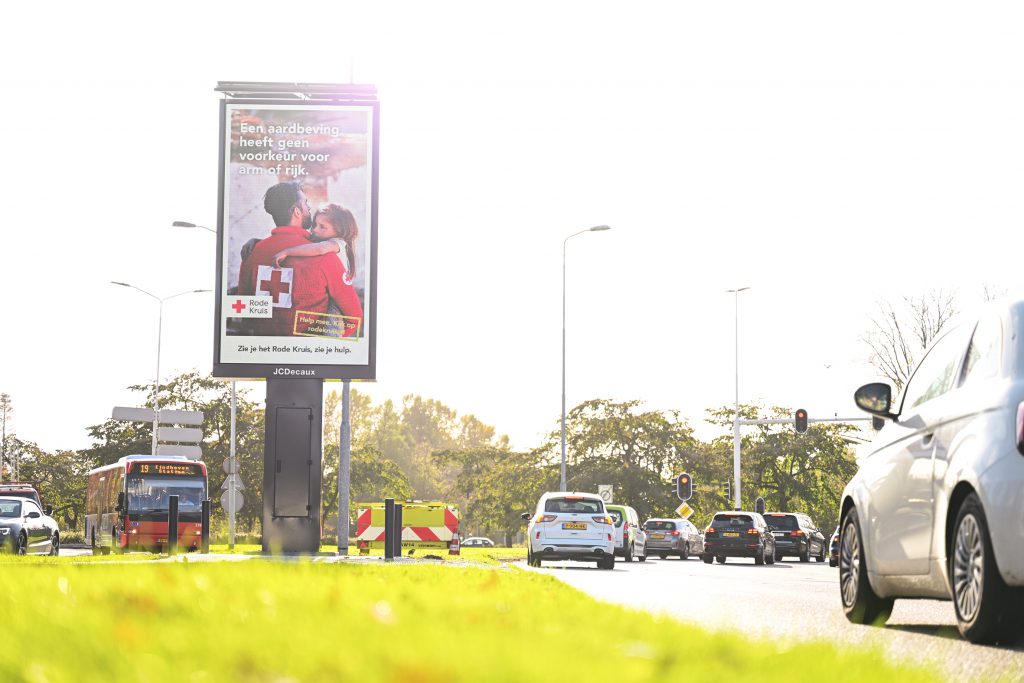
44 506 53 516
854 382 899 421
27 511 41 519
520 512 531 522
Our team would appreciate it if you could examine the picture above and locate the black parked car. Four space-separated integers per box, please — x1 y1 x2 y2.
0 496 60 555
702 511 776 565
763 512 827 563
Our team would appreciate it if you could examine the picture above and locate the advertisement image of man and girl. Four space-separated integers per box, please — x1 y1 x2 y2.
236 181 363 339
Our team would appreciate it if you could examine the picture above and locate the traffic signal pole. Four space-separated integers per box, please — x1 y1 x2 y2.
731 414 872 510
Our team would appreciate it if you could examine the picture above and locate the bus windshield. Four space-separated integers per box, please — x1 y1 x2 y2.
126 476 207 514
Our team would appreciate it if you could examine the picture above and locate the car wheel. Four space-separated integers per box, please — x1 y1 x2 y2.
766 546 775 565
755 545 765 565
16 532 27 555
599 556 615 570
775 551 783 562
702 554 713 564
680 543 689 560
816 542 826 562
625 542 634 563
950 493 1024 644
49 533 60 557
659 553 667 560
800 544 811 563
829 557 838 568
840 508 894 625
716 555 726 564
638 553 647 562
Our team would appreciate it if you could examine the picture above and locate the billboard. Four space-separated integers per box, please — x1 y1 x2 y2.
213 98 379 379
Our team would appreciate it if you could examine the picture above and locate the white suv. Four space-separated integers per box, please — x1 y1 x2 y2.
842 300 1024 643
521 492 616 569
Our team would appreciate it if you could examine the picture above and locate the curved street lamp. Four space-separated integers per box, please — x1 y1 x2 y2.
111 282 211 455
561 225 611 492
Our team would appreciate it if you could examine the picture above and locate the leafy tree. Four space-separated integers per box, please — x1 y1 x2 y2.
434 446 556 545
544 399 701 523
320 389 414 534
17 441 94 532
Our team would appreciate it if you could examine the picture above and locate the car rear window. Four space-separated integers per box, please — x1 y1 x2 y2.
607 510 624 526
646 521 676 531
712 514 754 528
0 500 22 518
544 497 604 514
763 514 799 531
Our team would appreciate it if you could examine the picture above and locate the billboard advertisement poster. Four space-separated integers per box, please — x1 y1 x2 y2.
214 99 378 380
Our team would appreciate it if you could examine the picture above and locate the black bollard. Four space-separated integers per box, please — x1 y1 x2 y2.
384 498 395 561
168 495 179 556
393 504 403 558
201 499 211 553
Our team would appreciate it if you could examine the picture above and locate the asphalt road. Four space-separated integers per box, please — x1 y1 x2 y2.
527 554 1024 681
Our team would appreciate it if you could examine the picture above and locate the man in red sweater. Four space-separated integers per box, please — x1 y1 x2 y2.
237 182 363 338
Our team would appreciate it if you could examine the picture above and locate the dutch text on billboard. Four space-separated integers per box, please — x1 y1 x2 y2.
214 100 378 379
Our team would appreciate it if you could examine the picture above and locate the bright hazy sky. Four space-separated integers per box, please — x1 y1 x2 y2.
2 2 1022 454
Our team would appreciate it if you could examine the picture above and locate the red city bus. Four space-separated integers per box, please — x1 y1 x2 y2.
85 455 208 554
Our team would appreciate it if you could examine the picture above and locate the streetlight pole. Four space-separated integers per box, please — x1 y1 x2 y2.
111 282 211 454
727 286 750 510
561 225 611 492
174 219 239 547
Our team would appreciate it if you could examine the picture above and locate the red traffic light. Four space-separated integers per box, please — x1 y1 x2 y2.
676 472 693 500
794 409 808 434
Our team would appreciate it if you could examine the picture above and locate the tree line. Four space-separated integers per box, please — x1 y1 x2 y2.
1 372 862 542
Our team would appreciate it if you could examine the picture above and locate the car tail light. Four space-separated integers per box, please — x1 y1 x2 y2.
791 530 805 537
623 521 629 533
592 515 613 524
1017 402 1024 455
669 530 682 536
706 527 715 534
534 514 557 523
746 528 760 535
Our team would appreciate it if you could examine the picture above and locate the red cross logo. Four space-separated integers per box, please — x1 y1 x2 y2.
231 299 246 314
258 269 291 303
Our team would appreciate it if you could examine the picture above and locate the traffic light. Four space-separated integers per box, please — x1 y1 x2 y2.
676 472 693 501
794 408 808 434
722 480 731 499
755 497 765 515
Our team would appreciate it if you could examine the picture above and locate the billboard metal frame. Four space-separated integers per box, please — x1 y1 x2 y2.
212 83 379 380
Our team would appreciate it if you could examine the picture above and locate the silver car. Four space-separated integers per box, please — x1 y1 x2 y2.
643 518 704 559
841 300 1024 643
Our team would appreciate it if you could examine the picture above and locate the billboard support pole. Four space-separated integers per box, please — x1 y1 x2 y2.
229 380 237 550
338 380 351 555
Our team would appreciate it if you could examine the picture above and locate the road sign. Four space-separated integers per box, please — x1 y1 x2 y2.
220 473 245 491
222 457 239 475
598 485 613 504
675 502 694 519
157 427 203 443
112 407 204 425
220 490 245 513
155 444 203 459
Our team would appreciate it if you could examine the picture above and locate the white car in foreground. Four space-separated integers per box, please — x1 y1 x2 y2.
842 299 1024 643
522 492 616 569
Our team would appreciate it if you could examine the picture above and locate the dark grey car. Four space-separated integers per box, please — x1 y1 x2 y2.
0 496 60 556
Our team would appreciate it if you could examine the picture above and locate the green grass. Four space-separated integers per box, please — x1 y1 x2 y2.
0 558 937 683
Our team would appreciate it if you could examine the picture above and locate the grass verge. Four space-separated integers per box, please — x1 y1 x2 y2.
0 559 937 683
